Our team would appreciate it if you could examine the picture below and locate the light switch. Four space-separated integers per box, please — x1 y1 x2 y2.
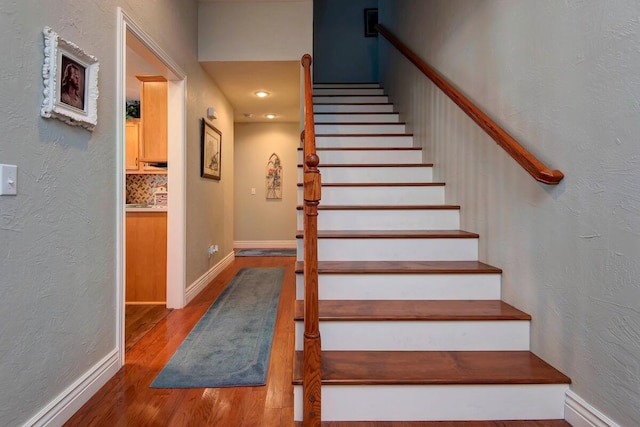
251 188 256 195
0 164 17 195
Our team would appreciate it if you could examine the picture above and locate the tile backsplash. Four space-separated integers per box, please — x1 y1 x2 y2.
126 174 168 204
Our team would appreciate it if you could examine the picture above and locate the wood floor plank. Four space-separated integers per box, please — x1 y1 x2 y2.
64 256 296 427
294 300 531 321
293 351 571 385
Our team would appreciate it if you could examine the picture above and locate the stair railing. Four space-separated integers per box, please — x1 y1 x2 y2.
376 24 564 185
300 53 322 427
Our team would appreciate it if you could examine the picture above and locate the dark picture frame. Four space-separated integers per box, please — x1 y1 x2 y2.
364 8 379 37
201 118 222 180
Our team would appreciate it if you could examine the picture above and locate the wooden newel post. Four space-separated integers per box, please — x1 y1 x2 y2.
301 53 322 427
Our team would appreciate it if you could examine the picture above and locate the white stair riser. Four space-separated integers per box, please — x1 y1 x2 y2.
295 274 502 300
297 209 460 230
314 88 385 95
294 321 530 351
293 384 569 421
316 135 414 148
314 113 399 123
298 166 433 183
314 83 381 89
298 149 421 164
296 238 478 261
297 186 445 205
315 123 406 134
314 95 389 104
314 104 394 113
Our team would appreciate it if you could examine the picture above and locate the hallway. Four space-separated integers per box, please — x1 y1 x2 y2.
65 255 296 426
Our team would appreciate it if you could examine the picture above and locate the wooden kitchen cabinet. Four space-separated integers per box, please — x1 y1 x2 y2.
125 119 140 172
138 76 168 163
126 211 167 303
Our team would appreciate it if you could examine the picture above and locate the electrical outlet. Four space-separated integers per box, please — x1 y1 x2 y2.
207 244 219 257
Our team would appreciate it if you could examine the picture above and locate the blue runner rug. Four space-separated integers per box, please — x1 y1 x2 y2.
151 267 284 388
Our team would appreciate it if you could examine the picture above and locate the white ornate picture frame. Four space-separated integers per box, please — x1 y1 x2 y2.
41 27 99 131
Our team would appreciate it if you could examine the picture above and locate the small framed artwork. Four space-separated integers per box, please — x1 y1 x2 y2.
266 153 282 200
201 119 222 180
364 8 379 37
41 27 99 131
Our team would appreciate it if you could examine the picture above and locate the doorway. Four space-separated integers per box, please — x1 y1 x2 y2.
117 8 187 363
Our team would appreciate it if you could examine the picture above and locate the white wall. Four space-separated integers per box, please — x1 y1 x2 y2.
234 122 298 244
0 1 234 425
379 1 640 425
313 0 379 83
198 1 313 61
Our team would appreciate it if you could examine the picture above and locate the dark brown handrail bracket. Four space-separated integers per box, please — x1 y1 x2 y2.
300 53 322 427
376 24 564 185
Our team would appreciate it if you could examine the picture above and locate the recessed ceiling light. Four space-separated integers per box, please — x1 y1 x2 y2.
264 114 277 119
254 91 270 98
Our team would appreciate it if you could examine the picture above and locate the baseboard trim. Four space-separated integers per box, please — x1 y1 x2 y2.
185 250 235 305
234 240 296 249
565 390 619 427
24 349 120 427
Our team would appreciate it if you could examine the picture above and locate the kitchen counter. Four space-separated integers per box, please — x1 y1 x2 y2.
126 204 167 212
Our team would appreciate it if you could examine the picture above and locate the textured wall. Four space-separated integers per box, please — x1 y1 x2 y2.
233 122 298 242
198 1 313 62
379 1 640 425
313 0 379 83
0 0 233 425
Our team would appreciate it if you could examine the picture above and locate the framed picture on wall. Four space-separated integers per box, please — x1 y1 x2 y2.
41 26 99 131
364 8 379 37
201 118 222 180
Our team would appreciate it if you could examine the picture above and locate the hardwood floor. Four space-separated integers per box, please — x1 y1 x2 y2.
65 255 296 427
125 304 171 352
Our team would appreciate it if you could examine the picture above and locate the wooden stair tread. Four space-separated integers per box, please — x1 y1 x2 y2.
295 230 478 239
293 300 531 321
295 260 502 274
314 94 387 97
316 121 404 125
314 102 394 106
292 351 571 385
297 163 433 167
315 112 399 115
297 182 444 187
295 421 571 427
296 205 460 210
316 133 414 137
297 147 421 150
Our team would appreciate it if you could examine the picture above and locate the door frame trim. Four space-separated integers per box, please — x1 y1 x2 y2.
116 8 187 364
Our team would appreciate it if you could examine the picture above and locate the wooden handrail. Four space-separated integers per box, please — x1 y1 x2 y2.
375 24 564 185
300 53 322 427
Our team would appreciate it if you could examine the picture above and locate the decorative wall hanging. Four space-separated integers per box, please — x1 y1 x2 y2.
41 27 99 131
266 153 282 200
364 8 379 37
201 118 222 180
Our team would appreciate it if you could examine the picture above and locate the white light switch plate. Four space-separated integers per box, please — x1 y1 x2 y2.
0 164 17 195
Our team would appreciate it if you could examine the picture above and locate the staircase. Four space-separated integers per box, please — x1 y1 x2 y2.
293 83 571 424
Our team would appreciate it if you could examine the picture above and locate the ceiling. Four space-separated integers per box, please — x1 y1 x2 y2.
126 22 301 124
200 61 300 123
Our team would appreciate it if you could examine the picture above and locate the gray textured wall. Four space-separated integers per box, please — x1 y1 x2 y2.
379 1 640 425
0 1 233 424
